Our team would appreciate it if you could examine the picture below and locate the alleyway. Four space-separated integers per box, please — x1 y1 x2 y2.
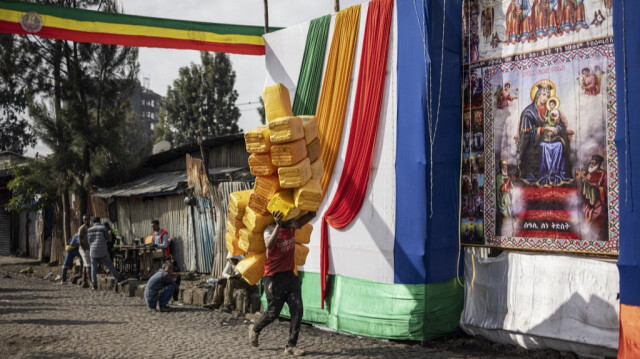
0 262 565 359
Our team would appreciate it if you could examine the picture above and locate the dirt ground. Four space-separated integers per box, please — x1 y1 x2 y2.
0 257 581 359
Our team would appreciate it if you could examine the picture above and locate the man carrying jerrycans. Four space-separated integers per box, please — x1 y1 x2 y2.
248 210 315 356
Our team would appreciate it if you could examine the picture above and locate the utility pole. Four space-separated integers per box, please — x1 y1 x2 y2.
264 0 269 33
334 0 340 12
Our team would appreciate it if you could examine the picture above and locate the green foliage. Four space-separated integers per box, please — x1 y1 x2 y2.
5 158 57 212
121 111 152 163
0 34 36 154
94 111 150 187
162 52 240 146
28 99 79 187
8 0 143 215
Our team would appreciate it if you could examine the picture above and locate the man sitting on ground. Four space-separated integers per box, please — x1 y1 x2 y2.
209 254 249 312
145 262 180 312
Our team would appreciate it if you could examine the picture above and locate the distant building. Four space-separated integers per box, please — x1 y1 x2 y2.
131 79 163 141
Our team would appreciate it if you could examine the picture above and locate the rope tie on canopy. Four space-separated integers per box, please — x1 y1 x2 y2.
412 0 447 219
413 0 456 284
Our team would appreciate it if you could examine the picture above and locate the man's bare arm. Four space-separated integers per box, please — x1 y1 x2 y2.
265 211 284 250
292 212 316 229
265 224 280 250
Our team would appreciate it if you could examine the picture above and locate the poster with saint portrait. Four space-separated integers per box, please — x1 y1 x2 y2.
460 0 618 255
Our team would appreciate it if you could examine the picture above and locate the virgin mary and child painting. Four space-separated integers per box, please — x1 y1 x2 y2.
495 76 611 243
516 80 574 187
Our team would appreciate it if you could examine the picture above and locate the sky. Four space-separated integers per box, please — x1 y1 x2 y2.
26 0 367 157
124 0 367 132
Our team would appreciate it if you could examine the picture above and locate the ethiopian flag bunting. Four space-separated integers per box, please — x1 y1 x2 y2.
0 0 267 55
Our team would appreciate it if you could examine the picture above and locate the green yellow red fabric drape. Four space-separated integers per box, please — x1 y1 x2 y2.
292 15 331 116
315 5 361 196
0 0 267 55
320 0 393 309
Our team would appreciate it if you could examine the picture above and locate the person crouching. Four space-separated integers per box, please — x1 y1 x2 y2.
145 262 180 312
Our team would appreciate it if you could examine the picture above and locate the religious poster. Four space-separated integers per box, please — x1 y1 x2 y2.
460 0 618 255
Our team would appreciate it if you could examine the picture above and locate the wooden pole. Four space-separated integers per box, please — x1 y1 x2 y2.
334 0 340 12
263 0 269 34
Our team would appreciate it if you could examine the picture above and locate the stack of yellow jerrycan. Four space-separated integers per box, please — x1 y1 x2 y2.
230 83 324 285
225 190 251 256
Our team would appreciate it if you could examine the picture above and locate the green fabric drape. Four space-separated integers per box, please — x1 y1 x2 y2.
272 272 464 340
292 15 331 116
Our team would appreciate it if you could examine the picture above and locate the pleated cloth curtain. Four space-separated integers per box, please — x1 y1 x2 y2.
320 0 394 308
315 5 361 196
292 15 331 116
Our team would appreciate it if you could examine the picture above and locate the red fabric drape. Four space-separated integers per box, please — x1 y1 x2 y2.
320 0 393 309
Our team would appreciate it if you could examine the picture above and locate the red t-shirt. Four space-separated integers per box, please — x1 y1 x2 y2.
263 226 295 277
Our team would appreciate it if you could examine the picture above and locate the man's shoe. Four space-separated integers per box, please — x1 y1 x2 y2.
248 324 259 347
283 346 305 356
91 286 97 291
159 306 172 312
172 285 180 301
56 281 68 285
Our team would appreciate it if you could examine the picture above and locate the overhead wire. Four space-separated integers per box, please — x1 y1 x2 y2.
413 0 462 286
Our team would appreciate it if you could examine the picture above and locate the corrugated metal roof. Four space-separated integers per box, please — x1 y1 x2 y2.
142 133 246 167
208 167 244 175
93 171 187 198
93 167 250 198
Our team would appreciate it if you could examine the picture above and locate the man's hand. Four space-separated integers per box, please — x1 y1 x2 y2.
273 210 284 225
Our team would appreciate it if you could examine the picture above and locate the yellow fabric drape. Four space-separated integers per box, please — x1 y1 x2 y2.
316 5 361 196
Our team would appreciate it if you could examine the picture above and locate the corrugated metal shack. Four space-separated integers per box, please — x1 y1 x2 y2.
0 151 51 260
93 135 252 275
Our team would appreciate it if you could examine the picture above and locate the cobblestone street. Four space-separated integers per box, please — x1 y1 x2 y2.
0 263 563 359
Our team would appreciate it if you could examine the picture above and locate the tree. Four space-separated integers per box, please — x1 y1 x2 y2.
162 52 240 146
6 158 58 212
8 0 141 255
6 157 58 262
0 34 36 154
